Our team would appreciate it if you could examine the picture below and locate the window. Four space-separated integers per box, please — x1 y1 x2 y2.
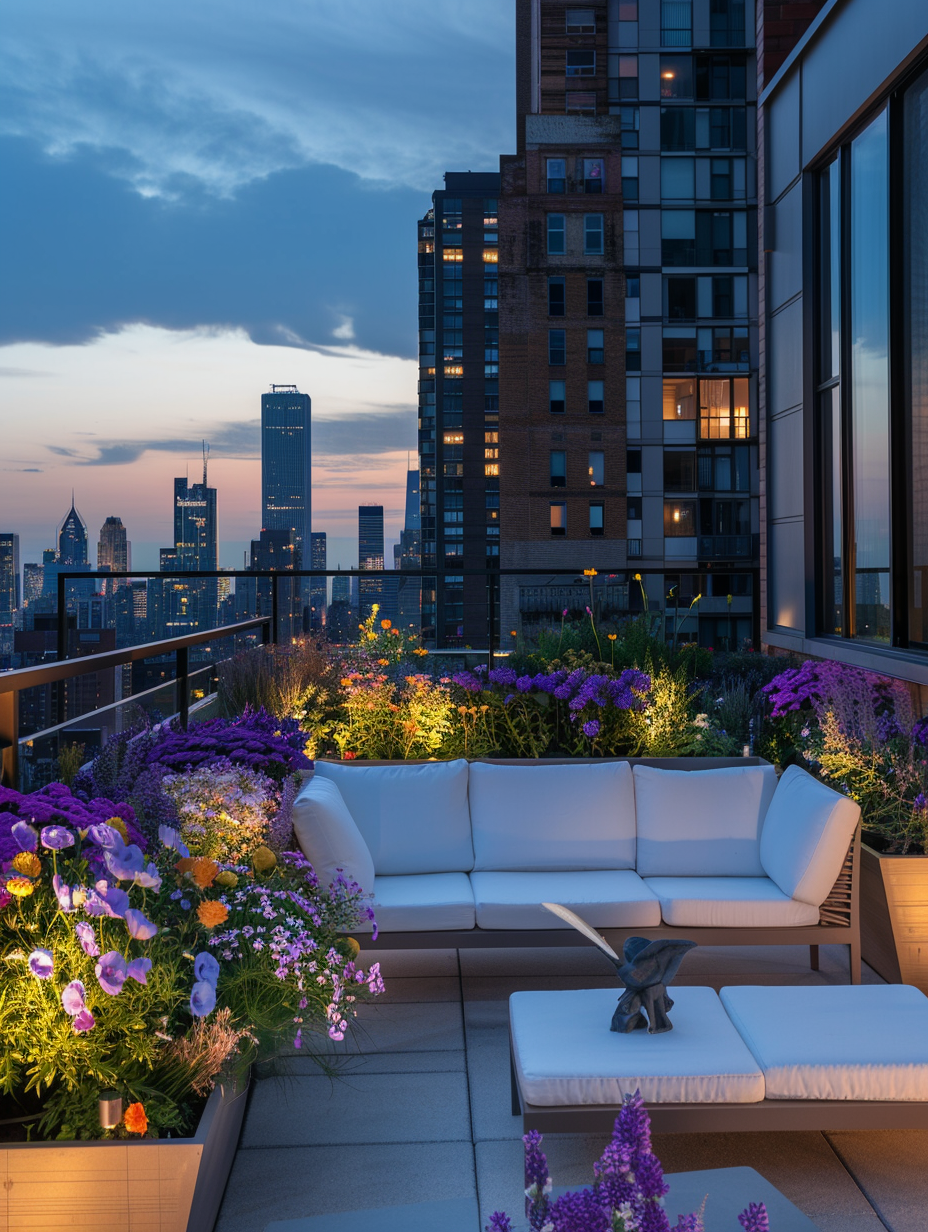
547 214 566 254
663 329 697 371
661 158 694 199
664 276 696 320
610 55 638 102
587 278 604 316
661 0 692 47
696 55 747 101
567 50 596 77
710 0 746 48
566 7 596 33
547 158 566 193
701 497 750 536
619 1 637 16
484 277 498 310
627 275 640 299
549 330 567 365
622 156 639 200
627 498 642 519
699 327 749 371
549 379 566 414
662 108 695 152
711 274 734 317
584 214 604 254
584 158 605 193
664 450 696 492
906 80 928 646
587 329 604 364
548 277 566 316
663 377 696 419
664 500 696 535
588 451 604 486
698 444 750 491
550 503 567 536
589 503 605 535
699 377 749 438
700 107 747 151
662 210 695 265
627 448 642 474
626 328 641 371
660 55 693 98
484 463 499 477
620 106 640 149
588 379 604 414
550 451 567 487
694 210 747 265
567 92 597 115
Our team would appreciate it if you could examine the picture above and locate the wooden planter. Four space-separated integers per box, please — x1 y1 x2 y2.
0 1078 248 1232
860 842 928 991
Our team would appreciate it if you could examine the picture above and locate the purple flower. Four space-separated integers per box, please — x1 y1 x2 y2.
105 842 146 881
61 980 87 1016
582 719 601 738
87 823 121 849
487 1215 513 1232
739 1203 770 1232
40 825 75 850
124 908 158 940
28 949 54 980
190 979 216 1018
134 863 163 891
53 874 75 913
74 921 99 957
127 957 152 985
158 824 190 859
180 897 191 911
99 883 130 919
194 951 220 986
11 821 38 852
72 1009 96 1033
95 950 128 996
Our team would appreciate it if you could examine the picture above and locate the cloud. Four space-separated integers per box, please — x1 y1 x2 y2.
0 365 53 377
0 0 514 197
331 315 355 342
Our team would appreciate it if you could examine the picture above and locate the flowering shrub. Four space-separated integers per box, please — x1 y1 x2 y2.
0 790 381 1140
486 1092 768 1232
353 603 426 665
144 708 311 782
160 762 280 864
333 671 456 760
0 782 145 863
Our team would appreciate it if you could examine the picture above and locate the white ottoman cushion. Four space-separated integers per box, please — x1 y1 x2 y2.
368 872 476 932
469 761 637 871
471 870 660 930
313 759 473 876
644 876 819 927
510 986 765 1106
292 776 376 895
633 764 777 877
759 765 860 906
720 985 928 1101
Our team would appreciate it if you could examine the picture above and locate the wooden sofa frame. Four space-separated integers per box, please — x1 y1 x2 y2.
338 756 861 983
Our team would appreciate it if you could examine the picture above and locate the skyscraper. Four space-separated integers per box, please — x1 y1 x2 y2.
0 533 20 658
57 498 88 566
159 450 219 635
23 562 43 607
97 517 130 592
309 532 327 634
418 172 501 647
358 505 385 621
397 468 422 633
261 385 312 566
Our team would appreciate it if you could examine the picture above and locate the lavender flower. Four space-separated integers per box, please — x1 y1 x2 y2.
74 921 99 957
61 980 87 1016
486 1215 513 1232
738 1203 769 1232
72 1009 96 1033
95 950 128 996
194 951 220 986
40 825 75 850
582 719 601 738
53 874 75 913
190 979 217 1018
28 949 54 980
124 908 158 940
11 821 38 852
127 957 152 985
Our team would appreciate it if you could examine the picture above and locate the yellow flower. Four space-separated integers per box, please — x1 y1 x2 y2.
510 630 518 637
215 870 239 888
381 618 392 629
72 888 87 907
634 573 642 581
11 852 41 878
6 876 34 898
252 846 277 873
197 900 229 929
608 633 618 641
106 816 129 844
378 658 389 666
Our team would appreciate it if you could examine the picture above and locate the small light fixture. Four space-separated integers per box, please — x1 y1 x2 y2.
673 509 680 523
98 1091 123 1129
661 71 675 79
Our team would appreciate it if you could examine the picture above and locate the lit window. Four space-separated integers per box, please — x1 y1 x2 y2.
698 376 749 438
485 463 500 476
483 249 499 263
588 451 605 485
485 431 499 443
584 215 604 254
485 448 499 460
566 8 596 33
566 50 596 77
662 377 696 419
444 364 464 377
664 499 696 535
443 432 464 444
547 158 567 193
584 158 605 193
443 250 463 263
547 214 566 254
550 502 567 535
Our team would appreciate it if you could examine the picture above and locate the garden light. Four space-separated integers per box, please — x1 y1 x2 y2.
98 1091 123 1129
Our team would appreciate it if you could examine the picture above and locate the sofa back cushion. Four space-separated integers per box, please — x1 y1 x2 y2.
312 759 474 875
469 760 637 871
292 776 376 894
633 763 778 877
760 764 860 906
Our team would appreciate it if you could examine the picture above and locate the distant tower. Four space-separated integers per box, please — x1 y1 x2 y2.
310 532 327 633
261 386 312 567
23 562 43 607
58 497 88 566
158 444 219 634
358 505 385 621
97 517 130 591
0 533 20 654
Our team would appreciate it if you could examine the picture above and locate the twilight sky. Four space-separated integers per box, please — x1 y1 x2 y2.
0 0 515 571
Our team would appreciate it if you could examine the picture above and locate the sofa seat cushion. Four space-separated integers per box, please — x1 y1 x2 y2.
644 877 819 927
292 776 376 895
760 765 861 906
313 760 473 876
471 870 661 930
368 873 476 933
633 764 778 878
720 985 928 1101
469 760 637 872
510 987 765 1106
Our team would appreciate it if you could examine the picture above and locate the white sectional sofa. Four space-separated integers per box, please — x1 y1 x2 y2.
292 757 862 979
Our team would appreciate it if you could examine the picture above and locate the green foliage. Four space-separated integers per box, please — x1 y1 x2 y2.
333 671 456 760
54 743 86 789
634 662 703 757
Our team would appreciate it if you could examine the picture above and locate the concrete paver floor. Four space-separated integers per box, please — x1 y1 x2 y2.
216 943 922 1232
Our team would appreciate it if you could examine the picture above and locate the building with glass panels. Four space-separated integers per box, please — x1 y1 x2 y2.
309 531 327 634
0 532 20 662
417 171 501 647
760 0 928 683
261 386 312 568
358 504 385 622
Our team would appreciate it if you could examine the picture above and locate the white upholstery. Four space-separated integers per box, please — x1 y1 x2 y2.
720 985 928 1101
510 987 765 1106
469 760 637 871
759 765 860 906
470 870 660 930
633 764 777 877
292 776 376 894
369 873 476 933
313 760 474 876
644 876 820 927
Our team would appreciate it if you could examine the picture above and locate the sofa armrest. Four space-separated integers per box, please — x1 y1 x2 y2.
817 823 859 927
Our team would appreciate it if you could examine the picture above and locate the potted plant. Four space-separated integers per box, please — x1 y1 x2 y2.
762 659 928 989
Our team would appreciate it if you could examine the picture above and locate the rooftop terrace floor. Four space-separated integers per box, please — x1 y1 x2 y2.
215 943 925 1232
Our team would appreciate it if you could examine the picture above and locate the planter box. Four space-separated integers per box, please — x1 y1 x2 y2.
0 1078 248 1232
861 842 928 991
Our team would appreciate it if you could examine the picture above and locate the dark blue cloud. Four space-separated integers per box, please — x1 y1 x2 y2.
0 135 453 358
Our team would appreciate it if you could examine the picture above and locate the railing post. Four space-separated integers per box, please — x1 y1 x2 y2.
271 574 279 645
0 688 18 789
177 646 189 731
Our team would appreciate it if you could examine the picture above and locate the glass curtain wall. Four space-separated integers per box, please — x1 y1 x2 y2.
906 68 928 646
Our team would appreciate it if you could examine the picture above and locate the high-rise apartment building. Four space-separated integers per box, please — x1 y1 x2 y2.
309 532 327 634
0 533 20 659
418 171 501 647
358 504 385 621
261 386 312 566
157 458 219 635
97 517 130 592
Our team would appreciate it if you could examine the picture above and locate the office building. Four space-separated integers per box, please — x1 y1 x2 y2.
418 171 501 647
759 0 928 682
0 533 20 660
358 504 385 621
44 501 93 614
23 562 43 608
58 498 88 566
309 532 327 634
261 386 311 565
397 468 422 633
97 517 130 592
153 454 218 638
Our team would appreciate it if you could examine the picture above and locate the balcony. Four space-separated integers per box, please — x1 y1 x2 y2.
698 533 757 560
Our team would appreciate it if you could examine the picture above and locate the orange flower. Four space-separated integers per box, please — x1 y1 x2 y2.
381 618 392 629
124 1102 148 1136
11 852 41 878
342 750 358 760
197 900 229 929
191 858 220 888
175 857 195 876
377 658 389 666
